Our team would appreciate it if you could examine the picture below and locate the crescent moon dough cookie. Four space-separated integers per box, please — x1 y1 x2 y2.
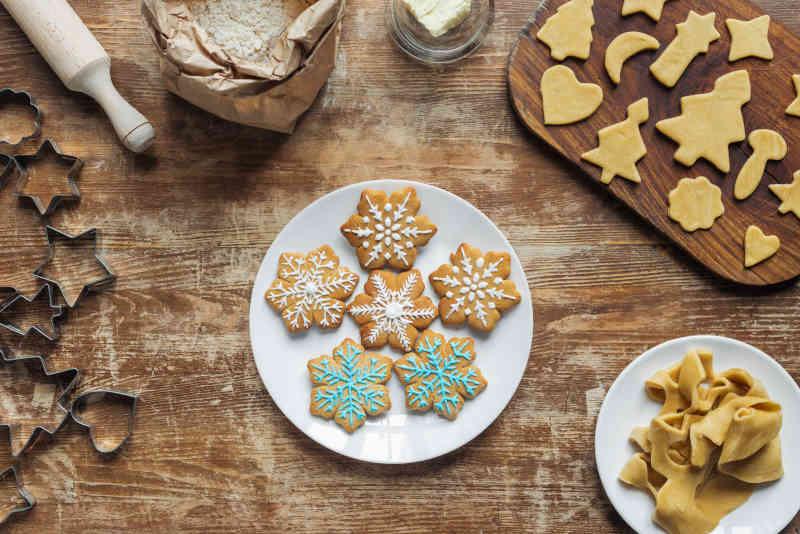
347 269 438 353
308 338 393 433
394 330 487 420
619 349 784 534
340 187 437 271
265 245 359 332
605 32 660 84
429 243 521 333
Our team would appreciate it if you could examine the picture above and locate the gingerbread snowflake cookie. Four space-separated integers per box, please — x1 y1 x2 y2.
340 187 437 270
395 330 487 420
429 243 521 333
347 269 438 353
309 338 393 433
265 245 359 332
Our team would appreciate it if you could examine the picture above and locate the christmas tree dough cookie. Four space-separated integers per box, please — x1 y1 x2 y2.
787 75 800 117
769 171 800 219
621 0 671 21
726 15 773 62
605 32 660 85
536 0 594 61
581 98 649 185
668 177 724 232
744 225 780 268
734 130 787 200
650 11 720 88
541 65 603 125
656 70 751 173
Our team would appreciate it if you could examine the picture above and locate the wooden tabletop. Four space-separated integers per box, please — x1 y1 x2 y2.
0 0 798 532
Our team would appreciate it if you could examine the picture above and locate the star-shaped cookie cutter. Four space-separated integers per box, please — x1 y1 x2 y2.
0 284 65 341
70 390 138 455
13 140 82 216
0 89 42 151
0 466 36 525
33 226 116 309
0 348 79 457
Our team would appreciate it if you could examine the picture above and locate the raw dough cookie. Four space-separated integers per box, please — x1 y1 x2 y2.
734 130 787 200
605 32 660 84
787 75 800 117
265 245 359 332
308 338 392 433
656 70 751 173
541 65 603 125
621 0 671 21
347 269 438 353
536 0 595 61
668 177 724 232
726 15 773 62
744 225 780 268
394 330 487 420
769 170 800 219
341 187 437 271
429 243 521 333
650 11 720 88
581 98 649 185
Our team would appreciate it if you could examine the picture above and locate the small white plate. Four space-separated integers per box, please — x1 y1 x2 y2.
249 180 533 464
596 335 800 534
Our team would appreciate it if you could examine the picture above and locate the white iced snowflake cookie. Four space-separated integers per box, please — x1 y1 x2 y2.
340 187 437 271
347 269 438 353
265 245 359 332
429 243 521 333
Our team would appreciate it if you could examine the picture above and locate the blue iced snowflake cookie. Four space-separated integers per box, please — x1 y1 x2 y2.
394 330 487 421
308 338 393 433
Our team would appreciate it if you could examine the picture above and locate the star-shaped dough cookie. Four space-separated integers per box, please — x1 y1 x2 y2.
621 0 671 21
769 170 800 219
787 75 800 117
726 15 773 62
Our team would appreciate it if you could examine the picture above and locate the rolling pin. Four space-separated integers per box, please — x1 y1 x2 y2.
1 0 155 153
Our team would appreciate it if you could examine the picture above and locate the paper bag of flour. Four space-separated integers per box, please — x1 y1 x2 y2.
141 0 344 133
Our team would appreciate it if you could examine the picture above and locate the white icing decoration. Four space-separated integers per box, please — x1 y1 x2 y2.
348 271 437 352
266 248 358 329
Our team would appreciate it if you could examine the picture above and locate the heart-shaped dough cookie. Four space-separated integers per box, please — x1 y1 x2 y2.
745 225 780 268
541 65 603 125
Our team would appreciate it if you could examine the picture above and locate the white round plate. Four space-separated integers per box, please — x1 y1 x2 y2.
249 180 533 464
596 335 800 534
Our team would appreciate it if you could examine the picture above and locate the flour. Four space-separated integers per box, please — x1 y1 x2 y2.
188 0 316 63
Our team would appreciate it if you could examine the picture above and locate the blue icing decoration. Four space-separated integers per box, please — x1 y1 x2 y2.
396 334 486 420
309 340 392 432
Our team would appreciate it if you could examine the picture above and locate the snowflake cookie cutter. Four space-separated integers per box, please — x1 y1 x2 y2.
14 139 82 216
0 348 79 457
0 89 42 152
0 466 36 526
0 284 65 341
70 390 138 455
33 226 116 309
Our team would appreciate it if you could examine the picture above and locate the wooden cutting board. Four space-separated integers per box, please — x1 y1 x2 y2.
508 0 800 286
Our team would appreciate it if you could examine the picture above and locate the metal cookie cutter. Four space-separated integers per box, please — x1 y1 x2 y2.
70 390 137 455
33 226 116 308
14 139 82 216
0 89 42 152
0 348 79 457
0 466 36 525
0 284 65 341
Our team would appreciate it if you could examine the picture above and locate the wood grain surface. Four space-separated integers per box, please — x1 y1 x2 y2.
509 0 800 286
0 0 797 532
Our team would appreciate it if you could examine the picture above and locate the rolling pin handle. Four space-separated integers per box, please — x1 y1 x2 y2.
71 57 155 153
